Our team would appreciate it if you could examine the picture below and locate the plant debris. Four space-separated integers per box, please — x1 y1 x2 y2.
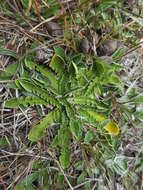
0 1 143 190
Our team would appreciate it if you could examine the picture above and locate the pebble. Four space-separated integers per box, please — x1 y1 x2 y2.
99 39 118 56
80 37 90 54
46 21 63 36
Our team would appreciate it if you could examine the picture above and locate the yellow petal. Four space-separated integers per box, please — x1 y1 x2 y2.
104 121 119 136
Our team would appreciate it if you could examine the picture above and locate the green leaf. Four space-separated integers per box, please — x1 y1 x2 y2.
5 96 47 108
56 120 71 169
112 48 124 61
44 4 59 18
108 74 123 92
60 148 71 169
51 135 59 147
106 156 127 176
94 60 105 77
131 94 143 104
28 109 60 141
79 108 106 124
135 109 143 120
17 79 59 106
50 54 65 74
0 137 9 148
5 98 20 108
6 62 19 74
24 59 35 69
0 63 19 81
70 119 81 140
57 173 64 186
0 70 13 80
21 173 38 185
108 74 121 85
37 66 58 90
15 184 25 190
25 59 58 91
77 171 86 184
135 153 143 173
71 53 83 65
85 77 98 96
54 46 65 59
72 61 78 74
96 0 118 16
70 97 97 107
58 73 70 94
0 48 18 59
58 126 71 148
84 131 94 143
18 79 36 92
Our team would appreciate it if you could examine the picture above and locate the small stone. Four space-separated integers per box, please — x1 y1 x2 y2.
35 48 53 64
126 0 135 6
46 21 63 36
99 39 118 56
80 37 90 54
138 78 143 88
68 1 76 11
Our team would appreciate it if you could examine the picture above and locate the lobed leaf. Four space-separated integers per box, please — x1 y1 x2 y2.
28 109 60 142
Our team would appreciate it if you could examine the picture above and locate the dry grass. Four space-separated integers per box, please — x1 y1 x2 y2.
0 1 143 190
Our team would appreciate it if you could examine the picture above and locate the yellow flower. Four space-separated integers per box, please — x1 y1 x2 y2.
104 120 119 136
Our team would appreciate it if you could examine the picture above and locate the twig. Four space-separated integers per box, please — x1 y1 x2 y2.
72 178 102 190
0 148 74 190
0 80 15 83
30 16 56 32
55 159 74 190
0 149 51 161
46 149 74 190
